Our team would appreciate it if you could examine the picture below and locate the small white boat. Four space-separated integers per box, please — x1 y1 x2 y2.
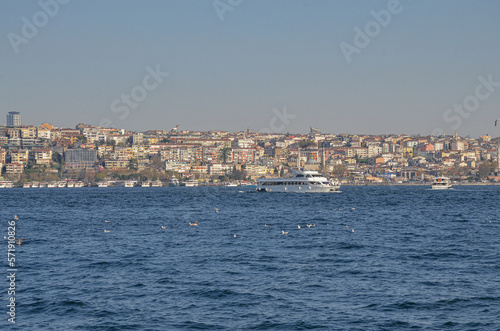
431 176 452 190
23 183 31 188
47 182 57 188
97 182 108 188
75 181 84 188
58 181 67 188
125 181 135 187
257 169 341 193
181 179 199 187
39 182 48 188
31 182 40 188
67 182 75 188
151 180 162 187
141 181 151 187
169 176 180 187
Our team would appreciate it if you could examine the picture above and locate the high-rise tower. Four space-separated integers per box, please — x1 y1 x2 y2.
6 111 21 127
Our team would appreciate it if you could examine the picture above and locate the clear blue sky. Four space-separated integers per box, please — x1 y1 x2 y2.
1 0 499 137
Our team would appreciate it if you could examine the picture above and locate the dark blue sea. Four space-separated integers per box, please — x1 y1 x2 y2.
2 186 499 330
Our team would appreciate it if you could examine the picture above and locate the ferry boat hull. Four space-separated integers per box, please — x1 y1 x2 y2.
257 185 339 193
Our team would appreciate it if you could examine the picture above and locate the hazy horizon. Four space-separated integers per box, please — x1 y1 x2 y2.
2 0 500 137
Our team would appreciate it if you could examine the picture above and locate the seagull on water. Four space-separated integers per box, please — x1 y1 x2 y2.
298 225 301 229
189 221 199 226
161 226 167 229
14 214 18 220
233 234 237 238
104 230 110 233
264 224 270 227
281 231 288 235
215 208 219 213
16 238 25 245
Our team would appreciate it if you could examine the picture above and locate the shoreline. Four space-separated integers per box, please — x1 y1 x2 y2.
342 182 500 186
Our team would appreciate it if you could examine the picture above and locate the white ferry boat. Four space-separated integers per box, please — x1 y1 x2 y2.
181 179 199 187
151 180 162 187
256 170 341 193
431 176 452 190
124 181 135 187
1 181 13 188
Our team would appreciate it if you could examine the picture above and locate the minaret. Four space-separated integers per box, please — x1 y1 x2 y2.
297 147 301 169
322 148 326 172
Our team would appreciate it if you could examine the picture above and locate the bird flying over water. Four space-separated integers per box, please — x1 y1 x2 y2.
495 119 500 126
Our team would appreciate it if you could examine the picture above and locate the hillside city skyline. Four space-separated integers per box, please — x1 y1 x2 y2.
1 111 499 188
3 112 500 139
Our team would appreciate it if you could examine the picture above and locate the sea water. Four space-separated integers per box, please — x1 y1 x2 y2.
1 186 499 330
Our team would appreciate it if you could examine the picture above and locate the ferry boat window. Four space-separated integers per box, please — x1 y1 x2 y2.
296 174 304 178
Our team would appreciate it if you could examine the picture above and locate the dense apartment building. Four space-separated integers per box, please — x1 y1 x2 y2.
64 148 97 169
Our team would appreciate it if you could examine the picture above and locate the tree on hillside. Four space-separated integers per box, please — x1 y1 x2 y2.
219 147 231 164
332 165 347 178
478 161 494 179
298 140 316 149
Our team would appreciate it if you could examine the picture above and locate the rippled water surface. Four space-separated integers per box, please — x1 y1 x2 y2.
1 186 499 330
